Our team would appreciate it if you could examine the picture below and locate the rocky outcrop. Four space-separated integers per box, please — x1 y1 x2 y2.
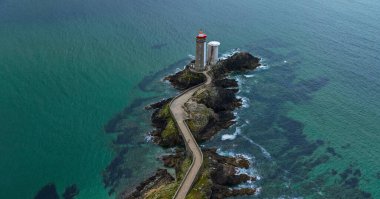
164 65 206 90
149 99 183 147
210 52 260 79
120 169 175 199
184 100 216 140
126 52 260 198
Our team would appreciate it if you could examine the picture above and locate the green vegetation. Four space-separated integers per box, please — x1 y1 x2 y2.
186 119 199 133
157 102 179 143
178 158 192 181
178 69 206 88
144 182 180 199
162 118 178 141
158 103 171 119
144 158 192 199
186 158 212 199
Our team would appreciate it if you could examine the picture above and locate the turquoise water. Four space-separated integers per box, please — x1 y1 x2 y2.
1 0 379 198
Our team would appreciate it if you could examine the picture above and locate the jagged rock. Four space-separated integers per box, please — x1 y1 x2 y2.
145 98 173 110
121 169 174 199
211 52 261 79
161 150 185 168
127 52 260 199
193 85 242 112
211 184 256 199
184 100 216 138
164 66 206 90
213 78 238 88
150 101 183 147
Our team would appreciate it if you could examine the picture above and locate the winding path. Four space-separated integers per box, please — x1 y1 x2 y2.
170 68 212 199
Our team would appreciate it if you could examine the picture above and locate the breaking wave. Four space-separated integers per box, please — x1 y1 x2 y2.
244 74 255 78
241 134 272 159
258 64 269 70
239 96 250 108
220 48 241 60
221 126 242 140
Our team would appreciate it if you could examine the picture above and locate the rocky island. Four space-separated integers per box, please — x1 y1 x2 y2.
121 52 261 199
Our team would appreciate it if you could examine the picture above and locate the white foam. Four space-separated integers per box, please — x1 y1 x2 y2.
257 65 269 70
241 135 271 159
244 74 255 78
221 126 242 141
232 111 239 122
145 134 153 142
221 134 237 140
188 54 195 59
175 67 182 72
220 48 240 60
237 96 250 108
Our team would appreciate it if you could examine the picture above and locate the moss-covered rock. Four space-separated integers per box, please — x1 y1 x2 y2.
150 100 182 147
165 66 206 90
184 100 216 139
193 85 241 112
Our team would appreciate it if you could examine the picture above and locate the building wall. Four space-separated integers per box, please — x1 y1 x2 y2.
195 38 206 71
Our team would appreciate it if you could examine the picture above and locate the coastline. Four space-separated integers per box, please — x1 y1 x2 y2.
120 52 261 198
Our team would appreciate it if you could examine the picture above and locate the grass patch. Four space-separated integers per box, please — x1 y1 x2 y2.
186 158 212 199
158 103 171 119
144 181 180 199
145 158 193 199
162 118 178 141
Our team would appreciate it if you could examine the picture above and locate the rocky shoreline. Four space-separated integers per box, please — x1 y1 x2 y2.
123 52 261 199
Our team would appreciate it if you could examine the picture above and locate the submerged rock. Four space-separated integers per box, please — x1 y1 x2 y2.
34 183 59 199
62 184 79 199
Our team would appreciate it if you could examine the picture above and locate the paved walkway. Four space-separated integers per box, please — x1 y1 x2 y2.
170 68 212 199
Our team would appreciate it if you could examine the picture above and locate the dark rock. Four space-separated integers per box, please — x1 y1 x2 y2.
125 52 260 198
211 184 255 199
164 66 206 90
161 150 185 168
120 169 174 199
145 98 172 110
213 78 238 88
210 52 261 79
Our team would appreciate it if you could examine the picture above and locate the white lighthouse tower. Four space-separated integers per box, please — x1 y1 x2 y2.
194 31 207 71
207 41 220 65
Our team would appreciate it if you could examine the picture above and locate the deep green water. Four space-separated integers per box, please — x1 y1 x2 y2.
1 0 379 198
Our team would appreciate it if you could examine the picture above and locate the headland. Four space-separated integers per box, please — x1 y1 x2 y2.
121 52 261 199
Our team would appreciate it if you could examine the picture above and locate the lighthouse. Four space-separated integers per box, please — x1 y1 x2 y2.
194 31 207 71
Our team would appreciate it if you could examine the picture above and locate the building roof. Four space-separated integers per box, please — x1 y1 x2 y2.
208 41 220 46
196 31 207 39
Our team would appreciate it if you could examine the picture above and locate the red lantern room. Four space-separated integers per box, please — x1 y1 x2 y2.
196 31 207 39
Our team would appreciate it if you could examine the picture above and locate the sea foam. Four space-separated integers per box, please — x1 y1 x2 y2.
237 96 250 108
244 74 255 78
257 64 269 70
242 135 272 159
220 48 240 60
221 126 242 141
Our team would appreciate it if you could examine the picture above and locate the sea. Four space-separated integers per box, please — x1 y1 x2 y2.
1 0 379 198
